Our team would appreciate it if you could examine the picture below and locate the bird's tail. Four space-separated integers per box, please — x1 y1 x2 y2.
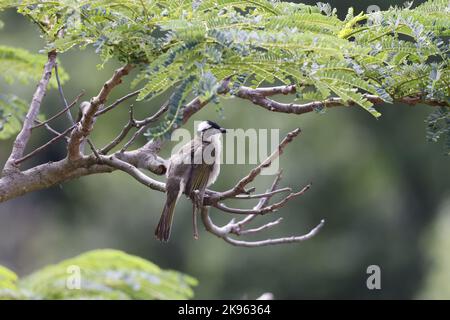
155 199 177 242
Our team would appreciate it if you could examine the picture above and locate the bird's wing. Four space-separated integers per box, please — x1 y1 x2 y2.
185 162 214 195
184 140 215 196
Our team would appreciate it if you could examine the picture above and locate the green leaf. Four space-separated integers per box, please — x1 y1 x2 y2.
146 75 197 138
426 107 450 155
0 94 28 140
2 0 447 148
0 45 68 87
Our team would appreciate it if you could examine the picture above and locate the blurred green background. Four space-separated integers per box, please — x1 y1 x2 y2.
1 0 449 299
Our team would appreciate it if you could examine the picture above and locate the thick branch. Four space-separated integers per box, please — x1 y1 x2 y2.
67 64 133 160
3 51 57 174
0 157 113 203
99 155 165 192
235 87 449 115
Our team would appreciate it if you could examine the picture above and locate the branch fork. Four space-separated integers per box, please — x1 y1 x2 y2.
8 50 448 247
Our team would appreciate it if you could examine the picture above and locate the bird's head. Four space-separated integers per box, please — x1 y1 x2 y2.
197 120 226 140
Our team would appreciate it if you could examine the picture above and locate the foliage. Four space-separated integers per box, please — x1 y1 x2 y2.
0 0 448 144
0 45 68 139
0 94 29 140
426 107 450 155
0 45 68 87
0 249 197 300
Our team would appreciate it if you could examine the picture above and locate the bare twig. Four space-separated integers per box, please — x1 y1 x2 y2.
100 105 136 154
34 120 68 139
54 63 76 124
234 187 291 199
187 129 320 247
3 51 57 174
206 128 301 203
56 63 101 158
233 170 284 229
101 100 168 154
31 92 84 130
67 64 133 160
86 139 101 160
14 124 77 165
213 184 311 215
201 207 325 247
120 102 169 152
95 89 140 117
236 218 283 235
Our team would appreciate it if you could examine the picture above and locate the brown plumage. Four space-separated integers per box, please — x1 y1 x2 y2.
155 121 225 242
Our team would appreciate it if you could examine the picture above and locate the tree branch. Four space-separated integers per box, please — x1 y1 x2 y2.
31 92 84 130
67 64 133 160
205 128 301 203
201 206 325 247
2 51 57 174
0 157 113 203
54 62 75 124
98 155 165 192
14 124 77 165
235 86 449 115
95 89 141 117
12 70 440 248
101 101 168 154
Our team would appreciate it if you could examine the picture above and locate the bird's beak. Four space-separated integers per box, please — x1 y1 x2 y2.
220 128 227 134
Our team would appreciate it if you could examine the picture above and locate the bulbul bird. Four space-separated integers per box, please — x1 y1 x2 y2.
155 120 226 242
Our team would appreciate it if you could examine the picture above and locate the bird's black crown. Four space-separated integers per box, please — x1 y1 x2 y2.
206 120 222 130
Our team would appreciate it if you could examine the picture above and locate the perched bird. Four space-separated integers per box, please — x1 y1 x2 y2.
155 120 226 242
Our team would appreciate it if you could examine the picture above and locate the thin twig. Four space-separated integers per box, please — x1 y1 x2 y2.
214 184 311 215
100 105 136 154
86 139 101 160
14 124 77 165
54 63 76 124
95 89 141 117
120 102 169 152
201 206 325 247
235 170 284 228
237 218 283 235
31 92 84 130
34 120 68 140
206 128 301 203
55 65 99 158
223 219 325 247
234 187 291 199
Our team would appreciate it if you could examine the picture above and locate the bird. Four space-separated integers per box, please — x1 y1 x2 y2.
155 120 227 242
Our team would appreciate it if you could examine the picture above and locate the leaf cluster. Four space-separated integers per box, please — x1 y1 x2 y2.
1 0 448 145
0 249 197 300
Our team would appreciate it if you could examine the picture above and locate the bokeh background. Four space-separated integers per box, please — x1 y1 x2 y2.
1 0 449 299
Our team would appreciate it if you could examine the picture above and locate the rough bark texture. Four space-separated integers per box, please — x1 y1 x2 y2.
1 54 448 246
2 51 57 174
